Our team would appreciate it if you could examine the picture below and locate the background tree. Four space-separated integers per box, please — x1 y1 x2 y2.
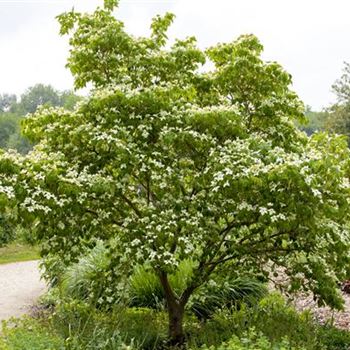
332 62 350 104
0 113 18 149
2 0 350 345
0 84 81 154
59 90 82 110
16 84 63 114
325 62 350 140
0 94 17 113
300 105 328 135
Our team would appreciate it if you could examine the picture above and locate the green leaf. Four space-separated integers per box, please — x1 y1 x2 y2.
104 0 119 12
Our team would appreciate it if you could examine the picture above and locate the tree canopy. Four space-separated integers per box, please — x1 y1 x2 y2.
1 1 350 344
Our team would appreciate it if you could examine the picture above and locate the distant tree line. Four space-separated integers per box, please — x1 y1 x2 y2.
0 84 81 153
301 62 350 141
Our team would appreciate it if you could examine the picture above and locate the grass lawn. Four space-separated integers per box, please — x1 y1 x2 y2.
0 242 40 265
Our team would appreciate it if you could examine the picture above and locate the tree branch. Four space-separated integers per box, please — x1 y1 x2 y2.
120 193 142 217
159 270 178 305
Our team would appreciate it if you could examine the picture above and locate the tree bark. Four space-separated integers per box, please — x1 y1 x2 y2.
168 300 185 346
159 271 186 346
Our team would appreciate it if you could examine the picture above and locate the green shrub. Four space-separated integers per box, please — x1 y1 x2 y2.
317 324 350 350
14 226 36 245
129 266 165 309
187 293 319 349
52 299 103 341
41 240 102 288
190 329 306 350
52 300 163 350
190 278 267 321
5 292 348 350
52 299 128 349
61 241 110 301
39 287 60 309
40 253 67 287
0 317 64 350
117 308 168 350
248 293 318 347
0 212 15 247
0 213 32 247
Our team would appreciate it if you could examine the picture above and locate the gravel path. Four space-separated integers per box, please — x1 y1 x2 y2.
0 260 46 322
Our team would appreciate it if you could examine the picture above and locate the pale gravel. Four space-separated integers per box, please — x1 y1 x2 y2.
292 292 350 329
0 260 46 323
270 271 350 329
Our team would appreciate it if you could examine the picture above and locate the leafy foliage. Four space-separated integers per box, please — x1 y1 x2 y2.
61 241 110 301
129 261 193 310
0 212 15 246
190 279 267 321
0 114 18 149
317 325 350 350
186 293 318 349
332 62 350 104
190 330 305 350
326 103 350 142
14 84 82 115
246 293 317 347
0 85 81 245
52 300 155 350
16 84 61 114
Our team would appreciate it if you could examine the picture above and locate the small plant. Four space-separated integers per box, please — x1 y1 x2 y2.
190 278 267 321
187 293 319 349
247 293 318 348
52 300 163 350
40 253 67 287
61 241 110 301
189 328 305 350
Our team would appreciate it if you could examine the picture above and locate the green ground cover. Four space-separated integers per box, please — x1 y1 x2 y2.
0 243 39 265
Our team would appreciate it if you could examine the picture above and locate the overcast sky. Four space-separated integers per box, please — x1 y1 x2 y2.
1 0 350 110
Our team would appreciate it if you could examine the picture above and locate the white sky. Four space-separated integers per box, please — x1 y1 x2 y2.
1 0 350 110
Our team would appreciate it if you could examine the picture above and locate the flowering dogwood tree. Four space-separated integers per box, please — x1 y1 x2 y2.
1 0 350 344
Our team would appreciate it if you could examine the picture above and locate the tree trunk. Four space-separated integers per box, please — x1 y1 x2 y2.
168 301 185 346
159 271 186 346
